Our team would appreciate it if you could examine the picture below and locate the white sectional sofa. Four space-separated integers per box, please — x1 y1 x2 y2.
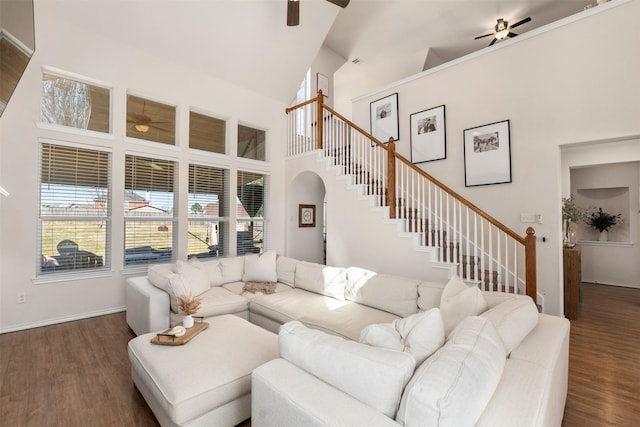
125 251 570 426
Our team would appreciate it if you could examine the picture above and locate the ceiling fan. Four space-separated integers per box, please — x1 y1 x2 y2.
127 100 167 133
474 17 532 46
287 0 351 26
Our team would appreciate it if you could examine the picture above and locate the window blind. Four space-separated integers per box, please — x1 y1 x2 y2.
39 143 111 274
237 170 265 256
188 164 227 258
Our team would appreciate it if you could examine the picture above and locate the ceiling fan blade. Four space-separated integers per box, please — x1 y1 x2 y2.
509 17 531 30
507 32 518 38
287 0 299 26
326 0 350 7
489 38 497 47
474 33 495 40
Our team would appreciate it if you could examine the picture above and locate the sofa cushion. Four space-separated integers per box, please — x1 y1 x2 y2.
276 255 298 286
219 256 245 284
243 250 277 283
359 308 445 365
147 263 179 312
397 316 506 426
173 260 210 296
295 262 346 301
345 267 419 317
481 296 539 354
189 257 224 287
196 287 249 317
417 280 445 311
223 281 293 299
279 321 416 419
440 275 487 336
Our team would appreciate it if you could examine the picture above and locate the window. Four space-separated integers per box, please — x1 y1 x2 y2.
39 143 110 274
126 95 176 145
189 111 225 154
188 164 227 259
124 155 176 266
41 72 111 133
237 171 265 255
237 124 265 161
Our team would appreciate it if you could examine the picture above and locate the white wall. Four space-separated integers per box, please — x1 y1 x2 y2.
349 1 640 315
0 2 287 331
286 169 325 264
310 45 347 109
0 0 35 50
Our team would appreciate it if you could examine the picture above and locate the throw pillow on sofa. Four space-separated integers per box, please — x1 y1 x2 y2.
279 321 416 419
188 256 224 287
147 263 179 312
359 308 445 365
440 275 487 336
243 250 278 283
481 295 539 354
173 260 210 296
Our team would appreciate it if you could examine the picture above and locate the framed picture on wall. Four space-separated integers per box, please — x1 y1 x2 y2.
463 120 512 187
298 204 316 227
410 105 446 163
369 92 399 143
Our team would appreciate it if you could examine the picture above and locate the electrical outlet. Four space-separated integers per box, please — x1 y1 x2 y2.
17 293 26 304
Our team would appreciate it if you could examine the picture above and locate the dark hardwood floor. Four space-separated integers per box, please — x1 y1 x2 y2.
0 282 638 426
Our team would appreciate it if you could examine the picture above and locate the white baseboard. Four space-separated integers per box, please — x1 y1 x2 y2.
0 306 126 334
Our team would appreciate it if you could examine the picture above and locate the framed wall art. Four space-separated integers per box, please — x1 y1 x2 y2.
298 204 316 227
463 120 512 187
369 92 399 143
410 105 446 163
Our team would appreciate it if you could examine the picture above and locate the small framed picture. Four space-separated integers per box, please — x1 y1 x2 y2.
369 92 399 143
298 204 316 227
463 120 512 187
410 105 446 163
317 73 329 98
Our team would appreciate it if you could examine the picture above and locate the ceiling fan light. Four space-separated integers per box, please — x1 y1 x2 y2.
135 124 150 133
495 29 510 40
287 0 300 26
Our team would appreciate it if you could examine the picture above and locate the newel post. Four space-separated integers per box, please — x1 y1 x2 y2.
524 227 537 303
316 90 324 150
387 138 396 219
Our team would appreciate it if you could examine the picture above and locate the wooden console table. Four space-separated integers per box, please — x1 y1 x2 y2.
563 247 581 320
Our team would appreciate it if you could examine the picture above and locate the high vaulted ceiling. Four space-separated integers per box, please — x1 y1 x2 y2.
46 0 596 104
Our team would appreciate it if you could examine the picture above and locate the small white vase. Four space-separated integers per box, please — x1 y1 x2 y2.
183 315 194 329
598 230 608 242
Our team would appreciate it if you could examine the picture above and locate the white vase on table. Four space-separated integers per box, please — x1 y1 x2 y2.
183 315 194 329
598 230 608 242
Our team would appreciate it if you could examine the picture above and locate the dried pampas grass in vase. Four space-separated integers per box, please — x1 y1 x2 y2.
177 293 202 328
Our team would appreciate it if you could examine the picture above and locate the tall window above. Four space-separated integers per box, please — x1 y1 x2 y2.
126 95 176 145
41 73 111 133
124 155 176 266
237 124 266 161
237 171 265 255
188 164 227 259
39 143 111 274
189 111 226 154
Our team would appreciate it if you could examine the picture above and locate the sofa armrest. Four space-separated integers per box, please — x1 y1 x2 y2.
125 276 171 336
252 359 400 427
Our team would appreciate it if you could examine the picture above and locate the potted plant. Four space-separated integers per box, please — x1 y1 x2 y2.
588 208 621 241
177 293 202 328
562 195 588 247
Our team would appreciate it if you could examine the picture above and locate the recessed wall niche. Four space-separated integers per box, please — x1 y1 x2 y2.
574 187 629 243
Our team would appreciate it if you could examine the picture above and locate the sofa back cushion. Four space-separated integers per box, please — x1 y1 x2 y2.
397 316 506 426
147 263 179 312
279 321 416 419
174 260 211 296
295 262 346 301
276 255 298 286
345 267 419 317
242 250 278 283
417 281 445 311
219 256 245 284
481 295 539 354
189 257 224 287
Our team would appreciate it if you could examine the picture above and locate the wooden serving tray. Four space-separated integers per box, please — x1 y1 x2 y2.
151 321 209 346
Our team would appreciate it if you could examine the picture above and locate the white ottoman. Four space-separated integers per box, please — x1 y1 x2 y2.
128 315 278 427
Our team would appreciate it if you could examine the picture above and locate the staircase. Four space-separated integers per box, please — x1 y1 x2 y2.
286 93 537 301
